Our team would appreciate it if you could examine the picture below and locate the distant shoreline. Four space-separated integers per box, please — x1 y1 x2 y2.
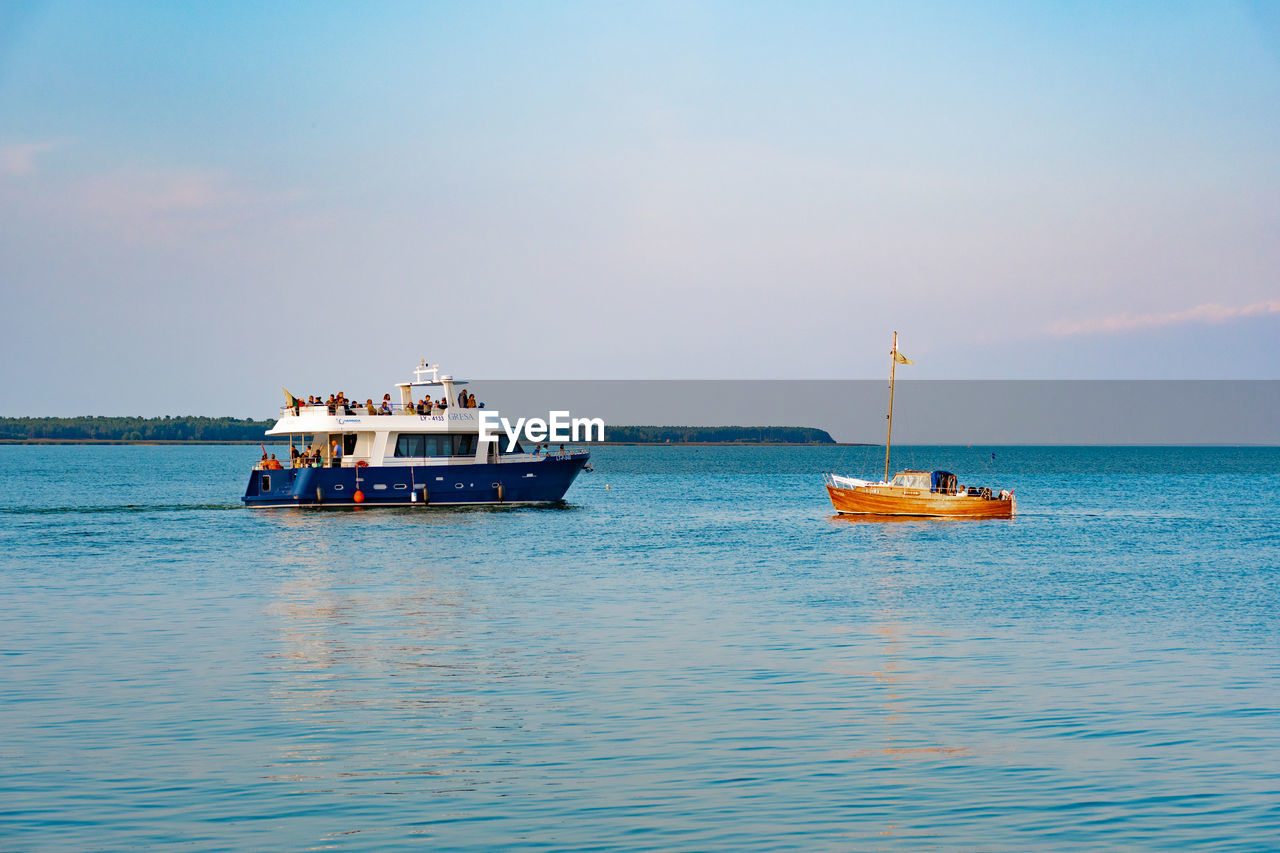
0 438 868 447
3 439 1273 447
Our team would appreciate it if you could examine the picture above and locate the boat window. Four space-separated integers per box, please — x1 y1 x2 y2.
343 434 357 455
395 435 426 457
499 439 524 455
395 432 480 458
261 474 271 492
890 472 931 489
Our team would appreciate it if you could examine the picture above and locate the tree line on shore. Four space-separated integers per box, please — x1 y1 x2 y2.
601 425 835 444
0 417 835 445
0 416 277 443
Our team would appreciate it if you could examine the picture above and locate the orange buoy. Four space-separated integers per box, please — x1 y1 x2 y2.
353 490 365 503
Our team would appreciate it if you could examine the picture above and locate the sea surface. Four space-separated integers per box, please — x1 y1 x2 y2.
1 445 1277 851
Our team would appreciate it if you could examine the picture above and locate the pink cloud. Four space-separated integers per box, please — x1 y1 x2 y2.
1 155 307 249
0 141 60 176
68 169 303 244
1047 300 1280 337
77 169 243 217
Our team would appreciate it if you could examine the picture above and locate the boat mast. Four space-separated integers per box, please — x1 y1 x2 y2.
884 331 898 483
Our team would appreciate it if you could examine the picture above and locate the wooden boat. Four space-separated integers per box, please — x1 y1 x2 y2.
824 333 1015 519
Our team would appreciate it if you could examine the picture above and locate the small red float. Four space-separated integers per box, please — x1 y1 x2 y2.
353 490 365 503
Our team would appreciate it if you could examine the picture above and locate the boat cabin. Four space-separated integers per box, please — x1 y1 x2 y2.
265 362 529 469
888 470 959 495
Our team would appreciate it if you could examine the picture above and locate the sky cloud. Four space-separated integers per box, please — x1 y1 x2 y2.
1047 300 1280 337
3 3 1279 405
78 169 241 216
0 141 60 176
65 168 304 245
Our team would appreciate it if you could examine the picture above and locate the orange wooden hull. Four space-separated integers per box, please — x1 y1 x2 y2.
826 484 1015 519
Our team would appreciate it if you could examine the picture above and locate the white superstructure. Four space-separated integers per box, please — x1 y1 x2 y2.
268 362 524 468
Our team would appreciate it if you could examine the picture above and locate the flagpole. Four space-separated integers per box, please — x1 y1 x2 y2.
884 331 897 484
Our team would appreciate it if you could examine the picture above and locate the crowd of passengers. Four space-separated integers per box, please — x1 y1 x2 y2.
412 390 482 414
293 390 484 416
257 444 330 470
290 445 329 468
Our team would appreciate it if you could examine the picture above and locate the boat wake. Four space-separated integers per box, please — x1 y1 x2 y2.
0 503 242 515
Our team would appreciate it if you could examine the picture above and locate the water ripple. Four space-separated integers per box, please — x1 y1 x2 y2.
0 445 1277 849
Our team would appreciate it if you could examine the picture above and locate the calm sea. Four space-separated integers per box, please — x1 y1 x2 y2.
1 445 1277 850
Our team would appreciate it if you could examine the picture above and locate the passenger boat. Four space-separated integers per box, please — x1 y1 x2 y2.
824 333 1015 519
242 362 590 508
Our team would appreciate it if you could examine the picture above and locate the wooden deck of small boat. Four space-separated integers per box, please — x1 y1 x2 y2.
825 484 1015 519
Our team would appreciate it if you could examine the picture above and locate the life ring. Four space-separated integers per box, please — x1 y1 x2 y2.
355 461 369 468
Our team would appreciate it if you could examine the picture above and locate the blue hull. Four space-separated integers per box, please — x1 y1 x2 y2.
242 455 588 507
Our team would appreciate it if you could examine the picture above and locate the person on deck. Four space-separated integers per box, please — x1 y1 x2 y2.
366 399 377 415
380 394 392 415
331 440 342 468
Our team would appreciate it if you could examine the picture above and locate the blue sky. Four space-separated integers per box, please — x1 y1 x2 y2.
1 1 1277 416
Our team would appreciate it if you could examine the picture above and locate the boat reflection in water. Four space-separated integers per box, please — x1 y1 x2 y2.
826 510 997 525
824 333 1015 519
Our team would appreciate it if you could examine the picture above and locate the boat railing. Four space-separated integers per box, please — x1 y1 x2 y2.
825 473 873 489
279 455 376 469
257 456 367 470
260 447 591 472
543 448 591 459
279 402 480 417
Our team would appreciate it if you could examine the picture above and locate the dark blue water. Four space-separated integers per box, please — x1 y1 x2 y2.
1 445 1277 850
